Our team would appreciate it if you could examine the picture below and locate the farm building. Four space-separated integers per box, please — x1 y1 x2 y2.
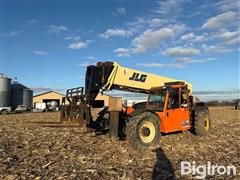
33 91 111 107
33 91 65 108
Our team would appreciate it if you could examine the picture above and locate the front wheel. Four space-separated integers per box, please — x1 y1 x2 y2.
126 112 160 151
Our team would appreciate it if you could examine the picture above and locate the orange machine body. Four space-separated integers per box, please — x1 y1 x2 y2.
125 83 191 133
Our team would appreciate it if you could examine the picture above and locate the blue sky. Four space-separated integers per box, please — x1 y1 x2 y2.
0 0 239 100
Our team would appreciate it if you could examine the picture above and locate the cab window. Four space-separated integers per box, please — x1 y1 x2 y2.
181 87 188 107
167 88 179 109
148 90 166 112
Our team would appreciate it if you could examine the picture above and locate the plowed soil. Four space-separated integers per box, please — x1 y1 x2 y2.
0 106 239 179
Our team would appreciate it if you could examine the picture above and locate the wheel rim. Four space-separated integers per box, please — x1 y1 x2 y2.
204 116 209 131
139 121 156 144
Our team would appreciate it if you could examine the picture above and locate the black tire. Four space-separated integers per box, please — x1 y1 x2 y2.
193 105 211 136
126 111 160 151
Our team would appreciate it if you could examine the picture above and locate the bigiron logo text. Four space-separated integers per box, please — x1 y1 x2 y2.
181 161 237 179
129 72 147 82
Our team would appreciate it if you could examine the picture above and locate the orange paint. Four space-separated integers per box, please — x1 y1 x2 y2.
126 106 135 115
125 83 191 134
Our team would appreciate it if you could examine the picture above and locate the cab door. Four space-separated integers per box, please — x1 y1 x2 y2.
178 86 191 130
163 87 183 133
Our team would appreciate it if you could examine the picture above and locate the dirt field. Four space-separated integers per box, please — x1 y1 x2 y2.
0 106 239 179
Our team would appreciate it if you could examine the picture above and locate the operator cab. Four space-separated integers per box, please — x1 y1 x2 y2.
147 82 189 110
147 81 191 133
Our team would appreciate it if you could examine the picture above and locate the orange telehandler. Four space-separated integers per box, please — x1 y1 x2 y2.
61 61 211 150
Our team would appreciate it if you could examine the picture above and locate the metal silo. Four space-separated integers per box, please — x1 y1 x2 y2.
23 89 33 109
0 74 11 107
11 82 33 109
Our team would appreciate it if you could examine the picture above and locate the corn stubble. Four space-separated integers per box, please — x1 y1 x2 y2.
0 106 239 179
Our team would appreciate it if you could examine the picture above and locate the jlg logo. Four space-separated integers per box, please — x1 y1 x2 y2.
129 72 147 82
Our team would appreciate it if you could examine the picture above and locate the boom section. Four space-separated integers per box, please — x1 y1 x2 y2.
85 61 192 102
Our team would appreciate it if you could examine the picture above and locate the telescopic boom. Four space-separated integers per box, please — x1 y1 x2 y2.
85 61 192 102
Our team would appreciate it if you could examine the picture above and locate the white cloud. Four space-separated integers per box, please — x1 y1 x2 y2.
131 28 175 54
100 28 133 38
86 39 93 43
217 30 240 46
176 57 193 63
193 90 240 102
202 44 232 53
135 57 215 69
127 17 185 34
163 47 200 57
137 63 184 69
149 18 167 28
33 50 48 56
202 11 238 29
117 53 131 57
218 30 239 40
180 33 196 41
77 61 96 67
176 57 215 64
194 34 208 42
48 25 68 33
180 32 208 42
85 56 97 60
220 38 240 46
114 48 130 57
215 0 240 12
126 17 148 33
64 36 81 41
166 23 187 34
154 0 182 15
1 31 23 37
117 7 126 15
114 48 128 53
68 42 87 49
180 30 239 48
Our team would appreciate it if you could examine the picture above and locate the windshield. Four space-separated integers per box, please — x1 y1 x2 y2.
148 90 166 112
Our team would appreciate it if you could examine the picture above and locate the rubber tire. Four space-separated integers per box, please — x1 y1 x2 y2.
126 111 160 151
193 106 211 136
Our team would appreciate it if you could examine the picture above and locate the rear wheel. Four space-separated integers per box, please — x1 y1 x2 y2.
193 106 211 136
126 112 160 151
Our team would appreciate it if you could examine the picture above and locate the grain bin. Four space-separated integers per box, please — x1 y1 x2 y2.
0 74 11 107
11 82 33 109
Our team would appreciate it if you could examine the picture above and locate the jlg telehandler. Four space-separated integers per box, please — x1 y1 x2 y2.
61 62 211 150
